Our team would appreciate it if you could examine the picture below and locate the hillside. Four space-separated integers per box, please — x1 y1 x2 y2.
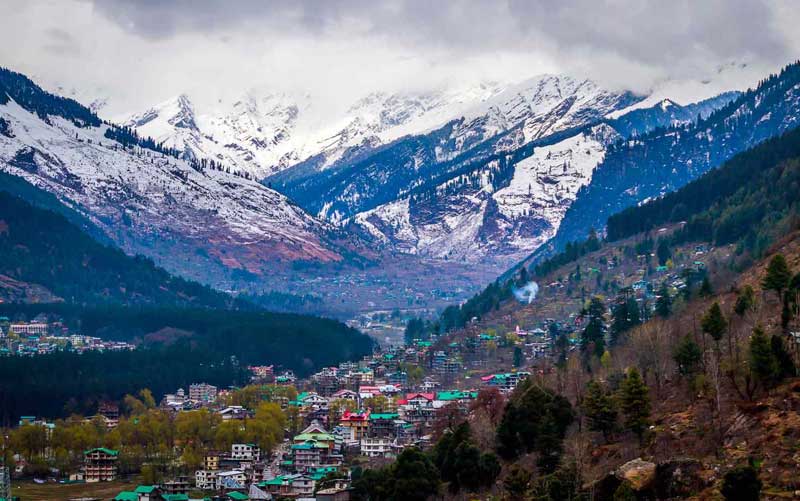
403 116 800 498
547 60 800 259
0 186 239 307
0 67 346 289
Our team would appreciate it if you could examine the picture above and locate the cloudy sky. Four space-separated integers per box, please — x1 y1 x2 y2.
2 0 798 116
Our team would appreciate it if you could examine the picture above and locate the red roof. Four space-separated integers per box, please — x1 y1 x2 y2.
341 409 370 421
405 393 434 401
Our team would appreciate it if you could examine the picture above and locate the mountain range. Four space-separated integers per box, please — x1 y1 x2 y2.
2 61 799 315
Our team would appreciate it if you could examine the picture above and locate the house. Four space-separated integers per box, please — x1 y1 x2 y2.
339 410 370 441
195 469 217 490
261 473 316 497
360 437 397 458
481 372 530 392
189 383 218 403
133 485 159 501
331 389 358 401
162 475 190 495
219 406 249 420
317 485 352 501
217 469 247 490
232 443 261 461
83 447 118 482
368 413 400 438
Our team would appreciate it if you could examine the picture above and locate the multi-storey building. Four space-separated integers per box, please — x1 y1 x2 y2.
83 448 118 482
189 382 218 403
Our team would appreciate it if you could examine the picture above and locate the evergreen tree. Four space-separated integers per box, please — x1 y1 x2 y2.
673 335 702 377
656 239 671 266
656 283 672 317
762 254 791 298
583 380 618 442
496 380 573 461
701 302 727 342
581 296 607 359
513 346 523 368
721 465 762 501
749 326 778 390
503 465 532 500
734 285 756 316
771 334 796 380
619 368 651 442
699 276 713 297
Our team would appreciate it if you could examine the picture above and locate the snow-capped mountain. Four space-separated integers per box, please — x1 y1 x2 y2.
275 74 643 224
355 124 620 262
0 68 341 287
546 61 800 262
347 89 741 265
122 82 507 180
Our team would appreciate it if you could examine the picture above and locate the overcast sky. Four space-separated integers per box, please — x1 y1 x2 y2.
2 0 798 116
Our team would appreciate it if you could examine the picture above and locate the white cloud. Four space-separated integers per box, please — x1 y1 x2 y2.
0 0 796 116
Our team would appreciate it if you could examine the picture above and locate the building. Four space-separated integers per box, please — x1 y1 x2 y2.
162 475 190 495
481 372 530 392
340 410 370 441
368 413 400 438
216 470 247 490
9 322 48 336
261 474 316 498
189 382 218 403
204 452 221 471
195 469 217 490
231 443 261 461
83 447 118 482
360 437 397 458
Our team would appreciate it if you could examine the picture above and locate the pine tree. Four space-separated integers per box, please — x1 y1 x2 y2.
673 335 702 376
656 283 671 317
734 285 755 316
771 334 796 380
583 380 618 442
619 368 651 442
699 276 713 297
656 239 671 266
762 254 791 298
581 296 607 360
749 326 778 390
701 302 727 342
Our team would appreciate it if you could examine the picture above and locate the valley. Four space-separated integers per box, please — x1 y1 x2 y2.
1 10 800 496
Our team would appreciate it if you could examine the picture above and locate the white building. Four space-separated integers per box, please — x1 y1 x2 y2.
195 469 217 490
10 322 48 336
189 383 218 403
360 437 397 458
232 443 261 461
216 470 246 490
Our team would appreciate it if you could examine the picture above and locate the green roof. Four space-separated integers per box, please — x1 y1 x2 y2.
436 391 477 401
84 447 119 456
135 485 156 493
227 492 249 500
294 432 335 442
264 476 286 486
114 492 138 501
163 495 189 501
369 413 399 420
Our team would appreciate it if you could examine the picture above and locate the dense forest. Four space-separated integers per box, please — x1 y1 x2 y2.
606 126 800 254
0 303 373 421
0 189 243 307
553 60 800 251
0 342 247 425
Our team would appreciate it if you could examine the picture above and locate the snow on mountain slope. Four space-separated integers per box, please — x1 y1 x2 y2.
0 98 340 283
123 83 507 180
355 124 620 263
276 74 642 223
